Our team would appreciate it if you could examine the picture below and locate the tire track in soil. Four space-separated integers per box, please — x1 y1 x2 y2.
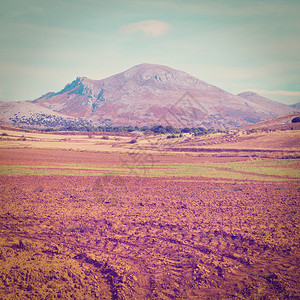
1 173 299 299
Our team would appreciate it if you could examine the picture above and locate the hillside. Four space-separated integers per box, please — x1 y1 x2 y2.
290 102 300 111
0 101 96 129
240 112 300 131
237 91 298 116
33 64 296 129
1 64 297 130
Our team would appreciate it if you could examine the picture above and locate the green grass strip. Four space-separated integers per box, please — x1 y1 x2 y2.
0 159 299 181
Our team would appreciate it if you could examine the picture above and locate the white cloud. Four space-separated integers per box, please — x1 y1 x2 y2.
121 20 171 37
32 6 43 14
147 0 300 17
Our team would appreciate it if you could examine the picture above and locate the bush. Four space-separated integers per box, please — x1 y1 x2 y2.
291 116 300 123
150 125 166 134
167 134 177 139
129 139 137 144
181 127 191 133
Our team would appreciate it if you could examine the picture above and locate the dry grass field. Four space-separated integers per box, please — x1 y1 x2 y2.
0 129 299 299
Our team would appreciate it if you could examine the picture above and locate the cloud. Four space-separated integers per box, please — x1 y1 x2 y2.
32 6 43 14
150 0 300 17
121 20 171 37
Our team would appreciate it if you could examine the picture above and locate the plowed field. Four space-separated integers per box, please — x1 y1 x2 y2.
0 149 299 299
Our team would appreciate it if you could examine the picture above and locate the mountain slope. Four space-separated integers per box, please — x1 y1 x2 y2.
3 64 297 130
237 91 298 116
0 101 65 123
0 101 94 129
289 102 300 111
240 112 300 131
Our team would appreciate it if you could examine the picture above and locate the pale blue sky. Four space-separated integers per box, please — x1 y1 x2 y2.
0 0 299 104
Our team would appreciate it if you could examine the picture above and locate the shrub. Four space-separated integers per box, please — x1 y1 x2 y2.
129 139 137 144
291 116 300 123
167 134 177 139
181 127 191 133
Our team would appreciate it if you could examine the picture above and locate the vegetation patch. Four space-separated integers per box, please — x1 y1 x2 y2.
1 159 299 181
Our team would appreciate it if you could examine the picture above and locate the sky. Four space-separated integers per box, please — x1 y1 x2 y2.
0 0 300 105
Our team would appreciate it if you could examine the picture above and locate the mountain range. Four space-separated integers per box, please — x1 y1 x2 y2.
0 64 298 130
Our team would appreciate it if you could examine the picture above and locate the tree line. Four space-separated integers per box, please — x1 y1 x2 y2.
42 124 221 135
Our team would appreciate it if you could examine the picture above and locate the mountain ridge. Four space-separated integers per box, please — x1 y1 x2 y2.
1 64 298 129
289 101 300 110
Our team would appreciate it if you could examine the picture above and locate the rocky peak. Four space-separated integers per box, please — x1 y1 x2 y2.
108 63 210 90
238 91 260 98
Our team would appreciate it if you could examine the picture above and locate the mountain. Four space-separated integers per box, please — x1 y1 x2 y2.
289 102 300 111
2 64 297 129
237 91 299 116
240 112 300 131
0 101 95 129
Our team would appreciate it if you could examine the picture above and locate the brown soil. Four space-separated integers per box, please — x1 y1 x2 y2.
0 148 299 299
0 148 251 167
